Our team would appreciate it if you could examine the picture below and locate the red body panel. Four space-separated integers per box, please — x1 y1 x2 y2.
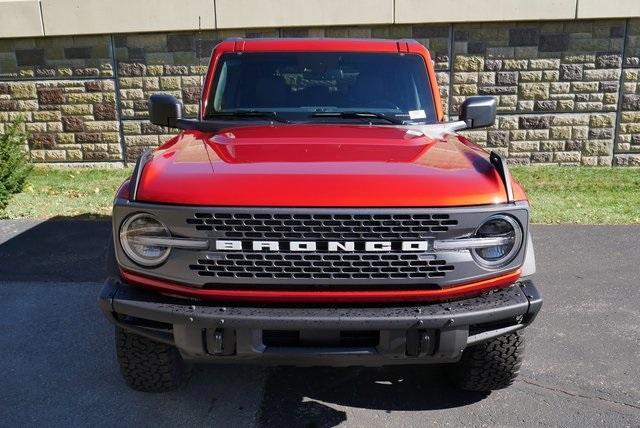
134 38 521 208
121 269 521 303
123 38 529 303
136 125 515 207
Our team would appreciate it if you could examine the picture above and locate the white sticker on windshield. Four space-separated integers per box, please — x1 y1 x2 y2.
409 110 427 120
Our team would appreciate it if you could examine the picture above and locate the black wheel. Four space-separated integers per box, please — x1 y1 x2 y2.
448 332 524 392
115 327 190 392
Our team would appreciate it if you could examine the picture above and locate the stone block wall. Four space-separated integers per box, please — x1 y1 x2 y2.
616 20 640 165
113 31 215 161
451 20 627 165
0 19 639 166
0 79 121 162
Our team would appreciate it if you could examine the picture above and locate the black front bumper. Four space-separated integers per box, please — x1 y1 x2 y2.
99 278 542 366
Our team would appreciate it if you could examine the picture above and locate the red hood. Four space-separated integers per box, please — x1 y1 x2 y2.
136 124 518 207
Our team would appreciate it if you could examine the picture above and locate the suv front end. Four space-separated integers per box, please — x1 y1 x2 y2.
101 190 541 390
99 38 542 393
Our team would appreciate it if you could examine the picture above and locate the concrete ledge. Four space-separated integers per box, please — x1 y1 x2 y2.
2 0 640 38
577 0 640 19
40 0 216 36
395 0 577 24
0 0 43 37
215 0 394 29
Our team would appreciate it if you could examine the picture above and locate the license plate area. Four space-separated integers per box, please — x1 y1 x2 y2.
262 329 380 348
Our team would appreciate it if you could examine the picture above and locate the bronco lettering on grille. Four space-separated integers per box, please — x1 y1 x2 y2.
214 240 429 252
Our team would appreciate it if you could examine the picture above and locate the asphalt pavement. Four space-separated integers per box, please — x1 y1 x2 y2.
0 220 639 427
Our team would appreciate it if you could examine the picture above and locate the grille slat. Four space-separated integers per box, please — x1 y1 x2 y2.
169 208 517 285
188 212 457 240
189 252 454 281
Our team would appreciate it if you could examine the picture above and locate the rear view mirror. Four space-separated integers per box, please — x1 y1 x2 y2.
459 96 497 129
148 94 183 127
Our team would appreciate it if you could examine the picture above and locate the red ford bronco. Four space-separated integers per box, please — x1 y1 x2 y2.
100 38 541 393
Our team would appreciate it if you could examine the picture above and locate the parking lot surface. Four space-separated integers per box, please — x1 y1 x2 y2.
1 221 639 427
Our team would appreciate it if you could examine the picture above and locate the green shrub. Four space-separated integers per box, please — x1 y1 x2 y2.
0 116 32 211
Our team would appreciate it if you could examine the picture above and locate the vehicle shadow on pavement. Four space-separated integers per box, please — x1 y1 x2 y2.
0 280 270 426
0 218 111 282
257 366 488 427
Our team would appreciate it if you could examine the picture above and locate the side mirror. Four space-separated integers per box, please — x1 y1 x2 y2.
148 94 183 127
459 96 497 129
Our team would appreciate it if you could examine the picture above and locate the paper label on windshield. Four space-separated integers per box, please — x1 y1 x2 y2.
409 109 427 120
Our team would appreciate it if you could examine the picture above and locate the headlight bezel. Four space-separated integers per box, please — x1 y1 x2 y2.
470 214 523 269
119 212 172 267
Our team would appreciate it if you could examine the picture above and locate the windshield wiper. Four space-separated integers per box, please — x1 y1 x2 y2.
310 111 405 125
207 110 289 123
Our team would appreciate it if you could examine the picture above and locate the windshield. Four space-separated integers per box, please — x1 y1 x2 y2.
206 52 437 123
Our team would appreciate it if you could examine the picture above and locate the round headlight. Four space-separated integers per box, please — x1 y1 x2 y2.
119 213 171 267
471 215 523 268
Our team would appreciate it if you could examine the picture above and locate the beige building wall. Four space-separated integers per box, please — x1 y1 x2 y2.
0 0 43 37
1 0 640 38
40 0 216 36
215 0 394 29
395 0 577 23
577 0 640 19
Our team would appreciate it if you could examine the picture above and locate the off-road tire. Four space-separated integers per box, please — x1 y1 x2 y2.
448 332 524 392
115 327 190 392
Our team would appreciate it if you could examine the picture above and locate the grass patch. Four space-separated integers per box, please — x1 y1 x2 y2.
511 166 640 224
2 167 131 220
1 166 639 224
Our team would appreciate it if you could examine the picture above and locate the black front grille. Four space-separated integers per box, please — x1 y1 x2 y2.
189 252 454 281
116 204 528 288
186 212 458 240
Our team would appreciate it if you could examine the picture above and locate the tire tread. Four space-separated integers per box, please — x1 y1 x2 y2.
115 327 189 392
449 332 525 392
